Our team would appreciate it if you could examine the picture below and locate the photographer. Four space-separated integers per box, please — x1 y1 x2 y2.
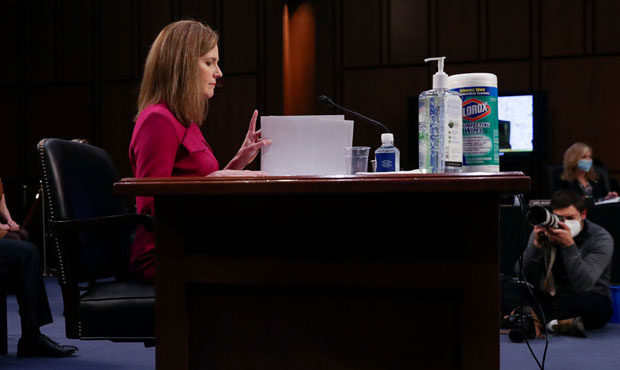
502 189 614 338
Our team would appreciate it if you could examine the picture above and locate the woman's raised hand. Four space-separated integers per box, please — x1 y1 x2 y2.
224 110 272 171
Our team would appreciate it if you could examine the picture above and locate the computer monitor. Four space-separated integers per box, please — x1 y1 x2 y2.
498 94 534 153
497 91 547 162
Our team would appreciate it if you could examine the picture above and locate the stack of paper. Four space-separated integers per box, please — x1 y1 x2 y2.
595 197 620 206
260 115 354 175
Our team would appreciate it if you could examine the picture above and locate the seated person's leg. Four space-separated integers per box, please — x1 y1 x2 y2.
2 239 52 333
557 292 613 330
0 238 77 357
540 292 611 337
2 231 24 241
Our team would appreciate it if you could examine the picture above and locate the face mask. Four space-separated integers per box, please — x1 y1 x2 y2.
577 159 592 172
564 218 582 237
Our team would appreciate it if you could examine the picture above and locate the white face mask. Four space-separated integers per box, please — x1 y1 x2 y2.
564 218 582 237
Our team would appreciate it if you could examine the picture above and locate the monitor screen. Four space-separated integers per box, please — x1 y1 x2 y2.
497 94 534 153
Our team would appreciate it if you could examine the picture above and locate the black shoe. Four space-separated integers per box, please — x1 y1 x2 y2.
17 334 78 357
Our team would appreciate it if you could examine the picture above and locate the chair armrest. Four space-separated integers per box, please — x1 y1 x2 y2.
52 214 154 232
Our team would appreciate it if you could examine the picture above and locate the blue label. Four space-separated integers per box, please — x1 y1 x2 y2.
376 152 396 172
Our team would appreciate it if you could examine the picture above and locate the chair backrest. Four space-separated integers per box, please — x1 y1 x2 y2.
547 164 564 196
595 166 612 193
37 138 132 285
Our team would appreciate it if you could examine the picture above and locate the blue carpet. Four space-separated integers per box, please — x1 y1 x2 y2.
500 322 620 369
2 278 618 369
0 277 154 370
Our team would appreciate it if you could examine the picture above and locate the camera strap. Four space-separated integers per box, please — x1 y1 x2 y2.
542 242 557 296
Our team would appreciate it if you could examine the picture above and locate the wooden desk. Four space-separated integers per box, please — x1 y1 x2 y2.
115 172 530 370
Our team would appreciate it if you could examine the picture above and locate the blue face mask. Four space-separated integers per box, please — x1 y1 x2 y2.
577 159 593 172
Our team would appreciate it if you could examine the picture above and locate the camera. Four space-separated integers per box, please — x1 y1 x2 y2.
502 309 536 343
525 205 560 228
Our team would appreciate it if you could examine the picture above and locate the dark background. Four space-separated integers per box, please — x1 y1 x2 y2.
2 0 620 222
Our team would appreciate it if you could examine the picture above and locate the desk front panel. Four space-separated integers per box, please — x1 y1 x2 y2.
155 190 500 370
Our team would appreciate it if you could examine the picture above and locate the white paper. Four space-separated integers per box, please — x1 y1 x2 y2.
262 115 345 120
595 197 620 206
355 170 426 175
260 115 354 175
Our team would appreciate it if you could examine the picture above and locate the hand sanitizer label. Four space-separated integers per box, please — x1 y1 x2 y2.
444 94 463 168
418 100 431 171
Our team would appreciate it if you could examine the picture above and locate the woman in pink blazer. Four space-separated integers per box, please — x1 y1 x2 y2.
129 20 271 283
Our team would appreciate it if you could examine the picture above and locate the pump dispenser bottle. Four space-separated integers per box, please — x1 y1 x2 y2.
418 57 463 173
375 133 400 172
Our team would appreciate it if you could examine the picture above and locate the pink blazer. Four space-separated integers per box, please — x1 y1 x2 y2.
129 103 219 283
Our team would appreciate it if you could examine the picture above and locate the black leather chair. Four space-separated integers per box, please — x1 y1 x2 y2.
37 138 154 345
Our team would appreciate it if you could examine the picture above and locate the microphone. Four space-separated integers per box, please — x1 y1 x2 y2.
318 95 390 133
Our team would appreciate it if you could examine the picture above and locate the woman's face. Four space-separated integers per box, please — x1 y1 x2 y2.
581 150 592 161
198 45 223 99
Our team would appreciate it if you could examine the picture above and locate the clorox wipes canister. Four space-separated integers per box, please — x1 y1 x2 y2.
448 73 499 173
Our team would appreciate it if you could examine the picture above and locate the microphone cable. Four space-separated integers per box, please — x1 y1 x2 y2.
516 193 549 370
318 95 390 133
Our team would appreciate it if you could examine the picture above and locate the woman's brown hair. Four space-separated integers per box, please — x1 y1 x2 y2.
137 20 219 126
561 142 598 182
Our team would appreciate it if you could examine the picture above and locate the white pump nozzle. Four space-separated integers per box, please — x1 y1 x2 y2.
424 56 448 89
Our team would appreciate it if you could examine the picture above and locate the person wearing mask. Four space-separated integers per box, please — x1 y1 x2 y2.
502 189 614 338
129 20 271 284
558 142 618 202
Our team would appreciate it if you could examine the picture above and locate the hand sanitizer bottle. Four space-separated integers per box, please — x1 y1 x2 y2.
375 133 400 172
418 57 463 173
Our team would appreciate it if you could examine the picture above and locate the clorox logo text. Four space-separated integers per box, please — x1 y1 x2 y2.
462 99 491 122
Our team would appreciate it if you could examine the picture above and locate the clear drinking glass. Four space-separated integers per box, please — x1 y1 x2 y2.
344 146 370 174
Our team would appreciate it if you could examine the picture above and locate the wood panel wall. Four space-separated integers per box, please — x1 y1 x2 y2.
2 0 620 217
335 0 620 196
0 0 284 221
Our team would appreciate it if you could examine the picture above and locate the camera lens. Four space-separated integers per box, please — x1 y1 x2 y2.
526 205 560 228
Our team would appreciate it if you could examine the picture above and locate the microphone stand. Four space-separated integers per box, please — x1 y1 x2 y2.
318 95 390 133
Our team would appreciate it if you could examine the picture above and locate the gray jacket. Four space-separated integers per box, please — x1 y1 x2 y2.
521 219 613 298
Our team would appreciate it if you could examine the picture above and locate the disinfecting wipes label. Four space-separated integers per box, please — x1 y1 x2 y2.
450 86 498 168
